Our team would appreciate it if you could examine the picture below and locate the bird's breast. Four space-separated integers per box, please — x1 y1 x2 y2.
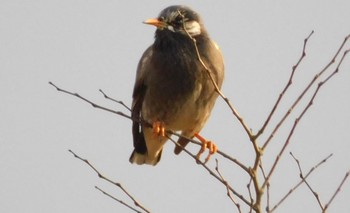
142 44 204 123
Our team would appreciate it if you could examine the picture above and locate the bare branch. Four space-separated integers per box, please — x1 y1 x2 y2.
170 131 250 173
68 150 151 213
217 149 250 173
256 31 314 138
290 152 324 210
262 35 350 190
259 160 270 212
95 186 143 213
262 34 350 150
323 171 350 212
49 82 131 120
246 179 254 213
166 136 251 206
215 159 242 212
99 89 131 111
270 153 333 212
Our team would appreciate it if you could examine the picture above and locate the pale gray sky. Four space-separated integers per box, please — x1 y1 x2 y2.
1 1 349 212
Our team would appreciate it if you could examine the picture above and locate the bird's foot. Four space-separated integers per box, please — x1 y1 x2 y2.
152 121 166 137
194 133 217 164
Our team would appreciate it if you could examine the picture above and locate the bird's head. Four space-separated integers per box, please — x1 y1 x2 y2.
143 5 204 38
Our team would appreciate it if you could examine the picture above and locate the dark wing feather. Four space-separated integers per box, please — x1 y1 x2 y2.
131 46 153 154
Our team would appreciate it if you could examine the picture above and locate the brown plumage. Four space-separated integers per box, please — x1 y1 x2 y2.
129 5 224 165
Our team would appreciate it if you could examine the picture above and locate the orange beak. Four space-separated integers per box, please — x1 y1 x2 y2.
143 18 167 29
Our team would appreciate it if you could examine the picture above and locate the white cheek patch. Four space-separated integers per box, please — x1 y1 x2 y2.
185 21 201 36
167 25 175 32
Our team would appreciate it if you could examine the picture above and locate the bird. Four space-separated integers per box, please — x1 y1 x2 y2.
129 5 224 165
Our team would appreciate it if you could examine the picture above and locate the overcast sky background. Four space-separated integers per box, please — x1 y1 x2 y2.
1 1 350 212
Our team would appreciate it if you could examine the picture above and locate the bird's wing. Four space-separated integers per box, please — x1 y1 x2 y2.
131 46 153 155
211 40 225 88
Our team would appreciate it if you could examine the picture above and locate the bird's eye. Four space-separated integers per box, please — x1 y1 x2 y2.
174 16 184 25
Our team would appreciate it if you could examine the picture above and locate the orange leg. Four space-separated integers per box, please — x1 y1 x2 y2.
152 121 165 137
194 133 218 164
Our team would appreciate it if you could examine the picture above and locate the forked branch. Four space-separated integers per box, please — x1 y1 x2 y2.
68 150 151 213
269 153 333 212
262 34 350 150
256 31 314 139
262 45 349 191
323 171 350 212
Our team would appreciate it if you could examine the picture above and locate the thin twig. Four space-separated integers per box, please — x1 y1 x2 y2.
49 82 131 120
262 36 350 191
99 89 131 111
270 153 333 212
170 131 250 173
256 31 314 139
323 171 350 212
95 186 143 213
246 178 254 213
68 150 151 213
166 136 251 206
259 160 270 212
215 159 242 212
290 152 324 210
262 34 350 150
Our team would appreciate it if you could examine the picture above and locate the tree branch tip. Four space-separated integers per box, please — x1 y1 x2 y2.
215 159 219 170
322 153 333 162
48 81 56 87
99 89 107 97
68 149 76 156
310 30 314 35
305 30 314 40
49 81 58 89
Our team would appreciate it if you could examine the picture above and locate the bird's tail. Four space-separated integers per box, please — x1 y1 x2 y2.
129 149 162 166
174 137 190 154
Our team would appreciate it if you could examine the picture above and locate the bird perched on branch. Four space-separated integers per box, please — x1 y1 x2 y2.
130 5 224 165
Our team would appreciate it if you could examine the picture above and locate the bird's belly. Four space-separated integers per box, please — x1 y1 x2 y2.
169 107 206 131
167 93 210 132
142 81 208 131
